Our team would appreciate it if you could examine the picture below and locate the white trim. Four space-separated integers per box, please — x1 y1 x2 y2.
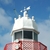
11 28 39 36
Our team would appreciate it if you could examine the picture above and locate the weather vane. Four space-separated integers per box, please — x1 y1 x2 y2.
20 6 30 13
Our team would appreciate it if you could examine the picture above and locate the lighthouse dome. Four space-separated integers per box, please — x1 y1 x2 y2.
12 16 38 32
12 6 38 33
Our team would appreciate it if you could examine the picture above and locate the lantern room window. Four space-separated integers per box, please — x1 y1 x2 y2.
24 31 32 39
14 31 22 40
34 32 38 41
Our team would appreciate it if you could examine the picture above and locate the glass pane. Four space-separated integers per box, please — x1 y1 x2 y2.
24 31 32 39
14 31 22 40
34 32 38 41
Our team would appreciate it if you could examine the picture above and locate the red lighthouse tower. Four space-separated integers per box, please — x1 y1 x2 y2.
4 6 47 50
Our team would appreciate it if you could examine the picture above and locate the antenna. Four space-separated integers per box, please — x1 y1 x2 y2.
14 9 18 17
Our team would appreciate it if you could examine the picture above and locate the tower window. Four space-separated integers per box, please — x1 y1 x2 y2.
34 32 38 41
14 31 22 40
24 31 32 39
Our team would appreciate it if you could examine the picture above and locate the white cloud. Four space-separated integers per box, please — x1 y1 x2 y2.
0 33 11 45
0 8 12 30
0 33 11 50
0 0 13 4
0 7 12 50
0 47 3 50
38 18 50 50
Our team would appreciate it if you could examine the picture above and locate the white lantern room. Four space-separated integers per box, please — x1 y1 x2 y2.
11 6 39 42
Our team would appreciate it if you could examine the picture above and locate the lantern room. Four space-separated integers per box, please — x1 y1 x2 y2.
11 6 39 42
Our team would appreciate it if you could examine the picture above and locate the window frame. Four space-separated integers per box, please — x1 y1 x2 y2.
23 31 32 39
14 31 22 40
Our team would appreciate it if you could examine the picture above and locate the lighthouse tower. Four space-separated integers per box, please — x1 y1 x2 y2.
4 6 47 50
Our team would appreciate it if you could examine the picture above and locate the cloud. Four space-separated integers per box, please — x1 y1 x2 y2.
0 0 13 4
0 8 12 30
0 47 3 50
47 7 50 11
0 33 11 45
38 18 50 50
0 7 12 50
0 33 11 50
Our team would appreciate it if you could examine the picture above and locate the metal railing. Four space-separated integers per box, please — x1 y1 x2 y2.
4 41 47 50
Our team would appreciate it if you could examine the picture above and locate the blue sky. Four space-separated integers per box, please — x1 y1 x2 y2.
0 0 50 50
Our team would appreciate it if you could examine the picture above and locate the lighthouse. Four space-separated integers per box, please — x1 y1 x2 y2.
4 6 47 50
